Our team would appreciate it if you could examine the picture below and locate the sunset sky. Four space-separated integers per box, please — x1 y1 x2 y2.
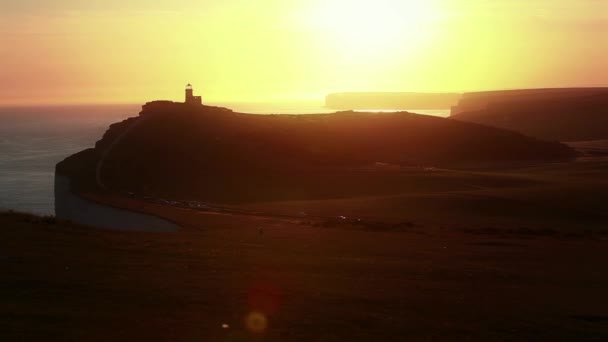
1 0 607 105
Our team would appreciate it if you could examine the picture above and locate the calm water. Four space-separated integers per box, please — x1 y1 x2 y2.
0 102 449 215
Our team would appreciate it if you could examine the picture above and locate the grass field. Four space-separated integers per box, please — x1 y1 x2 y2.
225 159 608 232
4 156 608 340
2 210 607 341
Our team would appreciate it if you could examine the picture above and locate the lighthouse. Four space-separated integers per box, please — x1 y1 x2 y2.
185 84 202 105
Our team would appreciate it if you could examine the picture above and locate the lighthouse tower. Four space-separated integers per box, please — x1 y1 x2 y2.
185 84 202 105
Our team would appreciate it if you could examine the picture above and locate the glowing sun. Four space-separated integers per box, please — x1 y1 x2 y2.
308 0 442 53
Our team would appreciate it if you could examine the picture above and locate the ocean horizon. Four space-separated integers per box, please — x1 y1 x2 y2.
0 102 450 215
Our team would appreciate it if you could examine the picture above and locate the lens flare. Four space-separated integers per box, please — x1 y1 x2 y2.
245 311 268 334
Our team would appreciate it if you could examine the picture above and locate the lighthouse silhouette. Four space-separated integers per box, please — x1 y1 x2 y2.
185 84 202 105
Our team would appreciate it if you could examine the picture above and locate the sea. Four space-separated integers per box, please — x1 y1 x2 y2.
0 101 450 216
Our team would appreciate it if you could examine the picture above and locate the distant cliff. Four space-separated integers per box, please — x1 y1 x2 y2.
56 102 574 204
326 92 461 110
451 88 608 141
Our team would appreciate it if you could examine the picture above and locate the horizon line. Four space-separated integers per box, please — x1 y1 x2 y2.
2 85 608 107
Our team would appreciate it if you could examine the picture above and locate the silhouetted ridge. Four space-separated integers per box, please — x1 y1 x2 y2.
326 92 461 110
57 104 574 203
451 88 608 141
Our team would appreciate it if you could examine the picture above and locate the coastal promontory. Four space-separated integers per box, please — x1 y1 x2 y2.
56 101 575 205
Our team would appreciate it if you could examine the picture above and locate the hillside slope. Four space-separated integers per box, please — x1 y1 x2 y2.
57 103 574 203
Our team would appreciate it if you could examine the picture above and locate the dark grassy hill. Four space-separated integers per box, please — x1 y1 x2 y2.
57 103 574 203
3 209 608 341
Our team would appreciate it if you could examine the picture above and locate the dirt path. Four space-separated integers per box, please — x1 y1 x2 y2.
95 116 147 190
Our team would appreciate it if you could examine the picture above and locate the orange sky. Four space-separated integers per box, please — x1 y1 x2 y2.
1 0 607 105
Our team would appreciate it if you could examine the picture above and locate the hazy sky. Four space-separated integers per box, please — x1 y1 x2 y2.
1 0 607 104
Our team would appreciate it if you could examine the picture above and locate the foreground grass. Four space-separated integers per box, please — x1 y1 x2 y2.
1 210 608 341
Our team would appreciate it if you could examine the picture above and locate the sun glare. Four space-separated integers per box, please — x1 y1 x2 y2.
308 0 442 54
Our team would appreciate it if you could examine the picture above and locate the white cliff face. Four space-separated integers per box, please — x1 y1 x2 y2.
54 175 178 232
